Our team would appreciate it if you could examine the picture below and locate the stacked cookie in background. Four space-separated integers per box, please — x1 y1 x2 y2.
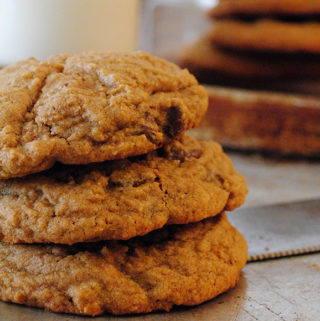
0 52 248 316
180 0 320 156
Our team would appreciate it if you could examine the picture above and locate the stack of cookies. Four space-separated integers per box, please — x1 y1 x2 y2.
181 0 320 85
180 0 320 156
0 52 247 316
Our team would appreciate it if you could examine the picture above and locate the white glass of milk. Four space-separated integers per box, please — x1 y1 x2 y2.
0 0 140 66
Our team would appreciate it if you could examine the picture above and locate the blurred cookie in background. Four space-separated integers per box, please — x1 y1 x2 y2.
209 19 320 54
191 86 320 156
177 0 320 156
180 36 320 81
208 0 320 18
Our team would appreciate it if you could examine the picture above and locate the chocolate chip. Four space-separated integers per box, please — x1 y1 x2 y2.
144 131 161 146
133 178 153 187
135 127 161 146
108 175 153 189
164 106 183 138
169 148 203 162
108 179 125 188
215 173 225 184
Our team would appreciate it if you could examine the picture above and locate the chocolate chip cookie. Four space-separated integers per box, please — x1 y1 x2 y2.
209 19 320 54
195 86 320 156
179 37 320 80
0 136 247 244
209 0 320 18
0 51 207 179
0 213 247 316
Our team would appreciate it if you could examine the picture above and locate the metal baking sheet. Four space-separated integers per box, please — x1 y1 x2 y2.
229 199 320 261
227 151 320 209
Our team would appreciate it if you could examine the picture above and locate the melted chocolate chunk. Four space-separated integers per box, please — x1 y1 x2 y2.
169 147 203 162
164 106 183 138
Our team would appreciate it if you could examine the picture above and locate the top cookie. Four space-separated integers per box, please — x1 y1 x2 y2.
0 52 207 179
209 0 320 18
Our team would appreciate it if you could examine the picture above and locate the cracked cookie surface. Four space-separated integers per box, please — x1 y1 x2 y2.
0 136 247 244
0 213 248 316
0 51 207 179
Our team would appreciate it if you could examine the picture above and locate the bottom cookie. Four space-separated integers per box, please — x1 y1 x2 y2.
0 213 247 316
